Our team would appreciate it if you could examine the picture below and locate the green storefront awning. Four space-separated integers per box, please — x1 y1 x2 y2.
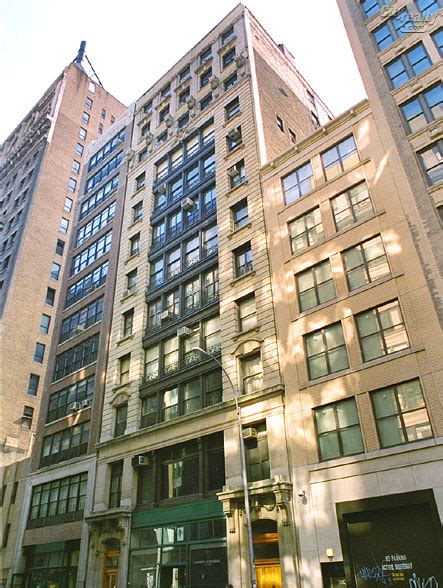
132 499 224 528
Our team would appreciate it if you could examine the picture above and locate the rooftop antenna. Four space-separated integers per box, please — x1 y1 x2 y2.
73 41 104 87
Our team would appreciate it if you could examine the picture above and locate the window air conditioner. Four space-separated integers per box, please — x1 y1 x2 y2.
157 183 167 195
81 399 91 409
177 326 192 337
181 197 193 211
242 427 258 447
69 402 81 412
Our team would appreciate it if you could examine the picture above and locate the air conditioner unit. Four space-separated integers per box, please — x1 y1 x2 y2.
69 402 81 412
228 128 241 141
161 310 172 320
177 326 192 337
134 455 150 467
81 399 91 409
181 197 193 211
157 183 167 195
75 324 85 333
228 168 238 177
242 427 258 447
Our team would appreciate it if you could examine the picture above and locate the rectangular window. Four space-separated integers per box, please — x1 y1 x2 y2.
221 26 235 45
240 353 263 394
361 0 390 19
45 287 56 306
179 65 191 81
50 262 61 280
231 198 248 230
126 268 138 292
342 235 390 291
371 379 433 447
71 160 81 174
228 159 246 188
296 260 336 312
59 217 69 234
47 375 95 422
385 43 432 89
21 406 34 429
27 374 40 396
129 233 140 257
79 127 87 140
101 108 106 119
305 322 349 380
53 334 100 381
114 404 128 438
163 336 179 374
372 8 412 51
227 126 242 151
28 473 88 524
200 46 212 64
161 84 171 98
178 113 189 128
331 182 374 231
34 343 45 363
67 178 77 193
109 461 123 508
144 345 160 381
65 261 108 308
76 143 84 156
356 300 409 362
135 172 145 191
178 86 190 105
225 97 240 120
244 422 270 482
322 136 359 181
143 100 152 114
414 0 442 17
222 47 236 68
234 242 253 277
159 105 170 123
80 176 119 219
40 421 90 467
76 202 115 247
122 309 134 338
85 97 93 109
71 231 112 276
200 93 213 111
314 398 364 461
276 115 284 132
237 294 257 332
64 197 73 212
417 141 443 185
289 128 297 143
59 297 104 343
431 28 443 57
224 72 238 91
282 161 314 204
288 208 324 254
132 202 143 224
200 67 212 88
119 354 131 385
85 152 123 194
40 314 51 334
82 112 90 125
400 84 443 133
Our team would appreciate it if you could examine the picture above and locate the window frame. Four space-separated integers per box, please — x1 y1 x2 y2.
314 398 364 461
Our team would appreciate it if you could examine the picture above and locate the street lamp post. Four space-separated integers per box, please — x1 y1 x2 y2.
192 346 257 588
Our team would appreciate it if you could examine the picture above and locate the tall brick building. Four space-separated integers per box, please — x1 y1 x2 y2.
0 48 126 465
1 2 442 587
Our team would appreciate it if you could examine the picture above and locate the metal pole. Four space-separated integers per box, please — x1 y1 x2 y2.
192 347 257 588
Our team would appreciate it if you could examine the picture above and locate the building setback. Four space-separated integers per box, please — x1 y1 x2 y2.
0 50 126 466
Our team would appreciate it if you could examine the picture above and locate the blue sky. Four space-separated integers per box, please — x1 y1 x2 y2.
0 0 366 142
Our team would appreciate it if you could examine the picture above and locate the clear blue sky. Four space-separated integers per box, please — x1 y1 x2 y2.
0 0 366 143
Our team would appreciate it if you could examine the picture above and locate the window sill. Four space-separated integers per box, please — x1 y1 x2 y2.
132 186 145 198
233 325 260 341
113 382 131 393
124 252 140 265
355 345 425 371
195 57 214 76
230 270 255 287
226 180 248 197
116 334 134 346
218 36 237 55
228 222 252 239
224 143 245 161
121 289 137 303
223 110 242 128
333 208 386 238
128 217 143 230
295 270 404 319
299 368 352 389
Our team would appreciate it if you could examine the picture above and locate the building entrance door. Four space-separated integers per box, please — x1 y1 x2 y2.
102 551 119 588
255 559 282 588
